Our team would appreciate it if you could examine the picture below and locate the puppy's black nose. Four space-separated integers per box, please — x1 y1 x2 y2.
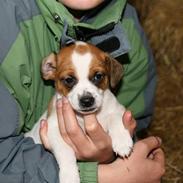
79 94 95 108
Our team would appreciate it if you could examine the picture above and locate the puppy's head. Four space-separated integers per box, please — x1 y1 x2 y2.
42 41 123 114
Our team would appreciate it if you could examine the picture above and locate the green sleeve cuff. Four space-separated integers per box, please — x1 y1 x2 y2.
78 162 98 183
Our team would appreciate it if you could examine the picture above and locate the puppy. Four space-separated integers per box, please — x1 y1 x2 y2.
25 41 133 183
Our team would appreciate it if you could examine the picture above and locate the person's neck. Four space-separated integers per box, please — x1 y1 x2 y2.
67 8 90 21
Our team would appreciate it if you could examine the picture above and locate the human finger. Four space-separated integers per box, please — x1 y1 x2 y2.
84 114 112 151
57 99 71 141
152 148 165 167
56 99 78 152
150 148 166 179
134 136 162 157
39 119 51 150
62 97 91 150
122 110 136 136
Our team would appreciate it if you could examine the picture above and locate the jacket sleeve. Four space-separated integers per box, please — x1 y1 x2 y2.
0 81 60 183
117 4 157 132
0 1 59 181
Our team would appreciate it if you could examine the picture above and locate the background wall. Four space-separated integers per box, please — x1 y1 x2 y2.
128 1 183 182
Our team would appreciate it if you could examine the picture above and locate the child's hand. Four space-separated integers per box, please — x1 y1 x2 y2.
98 136 165 183
56 97 114 163
39 97 136 163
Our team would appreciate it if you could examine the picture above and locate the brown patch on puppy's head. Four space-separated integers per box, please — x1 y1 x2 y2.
86 43 123 90
55 45 78 96
41 45 78 96
107 55 123 89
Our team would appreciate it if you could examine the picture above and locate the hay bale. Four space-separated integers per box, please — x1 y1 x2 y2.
128 1 183 182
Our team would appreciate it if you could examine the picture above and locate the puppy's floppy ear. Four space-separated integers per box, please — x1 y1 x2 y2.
106 55 123 89
41 53 57 80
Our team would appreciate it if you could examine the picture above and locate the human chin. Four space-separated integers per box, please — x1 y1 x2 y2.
59 0 104 10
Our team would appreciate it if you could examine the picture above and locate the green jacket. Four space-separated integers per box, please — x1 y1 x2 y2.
0 0 156 182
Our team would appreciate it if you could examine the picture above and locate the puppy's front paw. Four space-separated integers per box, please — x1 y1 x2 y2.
111 130 133 158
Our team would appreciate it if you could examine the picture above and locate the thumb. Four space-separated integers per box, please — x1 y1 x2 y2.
152 148 165 165
134 136 162 157
122 110 136 136
39 119 51 150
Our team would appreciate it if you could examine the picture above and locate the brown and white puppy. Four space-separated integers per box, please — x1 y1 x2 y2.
25 41 133 183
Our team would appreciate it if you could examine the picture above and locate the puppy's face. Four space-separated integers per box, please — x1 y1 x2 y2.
42 42 123 114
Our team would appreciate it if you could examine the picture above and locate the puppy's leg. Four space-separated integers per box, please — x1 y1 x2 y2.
107 114 133 157
50 137 80 183
47 117 80 183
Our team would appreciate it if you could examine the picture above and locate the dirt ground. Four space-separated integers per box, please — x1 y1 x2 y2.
128 1 183 182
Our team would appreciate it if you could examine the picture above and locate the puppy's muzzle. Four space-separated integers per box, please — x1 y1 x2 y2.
79 92 96 112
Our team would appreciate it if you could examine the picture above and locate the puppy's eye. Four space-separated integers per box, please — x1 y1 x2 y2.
91 72 104 85
61 76 77 88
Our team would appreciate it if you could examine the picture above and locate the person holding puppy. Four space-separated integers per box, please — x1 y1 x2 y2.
0 0 164 182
